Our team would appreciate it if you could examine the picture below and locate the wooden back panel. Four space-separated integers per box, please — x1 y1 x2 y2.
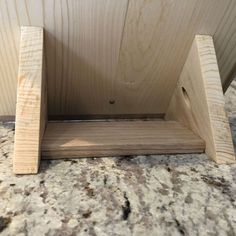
0 0 235 117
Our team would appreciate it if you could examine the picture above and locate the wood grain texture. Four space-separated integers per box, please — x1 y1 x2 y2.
214 0 236 91
42 121 205 159
0 0 236 117
113 0 232 114
13 27 46 174
0 0 128 116
166 35 235 164
44 0 129 115
0 0 20 115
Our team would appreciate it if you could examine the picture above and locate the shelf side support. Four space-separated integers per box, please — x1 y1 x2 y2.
166 35 235 164
13 27 47 174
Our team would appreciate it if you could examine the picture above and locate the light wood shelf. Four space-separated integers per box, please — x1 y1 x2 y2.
12 28 235 174
41 120 205 159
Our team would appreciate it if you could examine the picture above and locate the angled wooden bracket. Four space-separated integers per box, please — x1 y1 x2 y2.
13 31 234 174
166 35 235 164
13 27 47 174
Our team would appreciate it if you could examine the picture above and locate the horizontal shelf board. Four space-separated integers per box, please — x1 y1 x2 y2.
48 113 165 121
42 120 205 159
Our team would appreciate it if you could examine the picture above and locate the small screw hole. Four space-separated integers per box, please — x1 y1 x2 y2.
182 87 191 109
109 100 115 105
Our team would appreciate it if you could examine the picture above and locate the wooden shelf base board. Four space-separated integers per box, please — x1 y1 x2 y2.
41 121 205 159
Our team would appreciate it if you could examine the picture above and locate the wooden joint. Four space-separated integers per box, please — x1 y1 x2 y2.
166 35 235 164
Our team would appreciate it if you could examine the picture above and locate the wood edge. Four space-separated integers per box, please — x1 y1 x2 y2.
48 114 165 121
223 62 236 93
165 35 235 164
13 26 46 175
41 150 205 160
215 158 236 165
21 25 44 31
0 116 15 122
196 35 235 163
13 167 38 175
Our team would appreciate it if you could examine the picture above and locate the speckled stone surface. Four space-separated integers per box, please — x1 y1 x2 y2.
0 81 236 236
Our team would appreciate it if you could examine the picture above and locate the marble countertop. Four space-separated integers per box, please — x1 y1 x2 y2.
0 80 236 236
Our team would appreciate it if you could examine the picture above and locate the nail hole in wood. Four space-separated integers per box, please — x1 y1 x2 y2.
182 87 191 109
109 100 115 105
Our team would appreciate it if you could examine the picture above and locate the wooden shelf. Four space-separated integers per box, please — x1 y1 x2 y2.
41 120 205 159
12 28 235 174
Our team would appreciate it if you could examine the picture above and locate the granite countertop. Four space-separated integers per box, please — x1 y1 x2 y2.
0 80 236 236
